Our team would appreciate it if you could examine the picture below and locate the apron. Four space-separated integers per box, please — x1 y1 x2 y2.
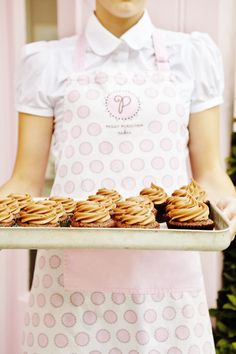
21 29 216 354
51 30 204 294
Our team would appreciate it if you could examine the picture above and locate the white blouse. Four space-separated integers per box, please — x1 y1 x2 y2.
16 10 224 119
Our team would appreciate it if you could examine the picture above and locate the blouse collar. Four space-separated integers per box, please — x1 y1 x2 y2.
85 9 155 56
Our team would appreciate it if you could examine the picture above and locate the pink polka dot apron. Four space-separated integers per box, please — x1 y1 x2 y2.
21 31 216 353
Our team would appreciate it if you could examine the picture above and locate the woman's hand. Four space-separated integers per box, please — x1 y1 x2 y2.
217 198 236 241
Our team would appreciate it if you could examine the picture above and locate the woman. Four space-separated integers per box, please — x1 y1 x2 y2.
1 0 236 353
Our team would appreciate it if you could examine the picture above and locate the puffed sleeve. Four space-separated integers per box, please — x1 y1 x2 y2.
16 41 55 117
188 32 224 113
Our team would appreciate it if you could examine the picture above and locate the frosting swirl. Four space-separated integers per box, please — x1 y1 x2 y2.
73 201 111 224
125 196 154 211
39 200 67 220
0 198 20 215
87 195 116 211
140 183 168 204
114 201 143 221
96 188 122 203
49 197 76 214
7 193 32 208
180 179 207 203
19 202 59 226
116 203 156 226
167 193 209 222
0 204 14 224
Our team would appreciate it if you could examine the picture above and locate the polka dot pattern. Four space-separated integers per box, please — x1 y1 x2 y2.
62 313 76 327
112 293 126 305
87 123 102 136
38 333 48 348
83 311 97 325
155 327 169 342
101 178 116 190
136 330 150 345
71 125 81 139
110 160 124 173
139 139 154 152
44 313 56 328
54 334 68 348
96 329 111 343
75 332 90 347
77 105 90 118
23 272 214 352
124 310 138 324
116 329 130 343
49 255 61 269
50 293 64 308
163 307 176 320
81 179 95 192
71 161 83 175
119 141 134 154
67 90 80 103
23 62 212 350
99 141 113 155
71 292 84 307
144 309 157 323
175 325 190 340
91 292 105 305
104 310 118 324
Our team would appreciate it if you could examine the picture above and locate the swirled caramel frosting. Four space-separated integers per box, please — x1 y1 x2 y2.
39 200 67 220
49 197 76 214
0 204 14 225
113 201 142 221
72 201 112 224
96 188 122 203
18 202 59 226
167 194 209 222
140 183 168 205
180 179 207 203
166 189 190 213
0 198 20 215
125 196 154 211
87 195 116 212
115 202 157 227
7 193 32 208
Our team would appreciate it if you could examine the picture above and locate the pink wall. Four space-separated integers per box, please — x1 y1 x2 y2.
0 1 28 354
0 1 235 353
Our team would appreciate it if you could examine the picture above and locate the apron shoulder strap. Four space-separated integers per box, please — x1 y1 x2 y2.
152 29 170 72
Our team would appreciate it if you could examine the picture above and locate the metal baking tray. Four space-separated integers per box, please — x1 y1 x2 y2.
0 203 231 251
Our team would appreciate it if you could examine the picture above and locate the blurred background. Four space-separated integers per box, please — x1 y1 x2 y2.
0 0 236 353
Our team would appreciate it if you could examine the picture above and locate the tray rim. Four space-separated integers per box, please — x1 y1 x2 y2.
0 202 231 251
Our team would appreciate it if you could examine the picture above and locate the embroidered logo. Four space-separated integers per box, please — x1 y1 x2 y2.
105 91 141 120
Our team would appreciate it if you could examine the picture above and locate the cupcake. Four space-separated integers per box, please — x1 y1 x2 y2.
71 201 115 228
114 201 159 229
140 183 168 222
49 197 76 216
17 202 60 227
165 189 189 221
0 204 15 227
125 196 157 216
0 198 21 218
87 194 116 214
180 179 209 205
166 193 214 230
113 200 139 222
7 193 32 209
39 200 69 226
96 188 122 204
